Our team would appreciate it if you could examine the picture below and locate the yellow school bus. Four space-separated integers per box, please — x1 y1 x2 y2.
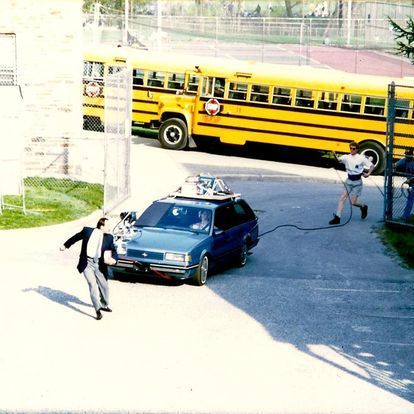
83 46 414 174
82 44 128 130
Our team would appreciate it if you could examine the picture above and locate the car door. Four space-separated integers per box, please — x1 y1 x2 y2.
211 203 241 263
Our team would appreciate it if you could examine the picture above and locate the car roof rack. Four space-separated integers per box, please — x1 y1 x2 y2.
168 174 240 201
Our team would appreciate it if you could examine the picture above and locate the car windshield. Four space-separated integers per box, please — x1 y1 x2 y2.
135 202 212 234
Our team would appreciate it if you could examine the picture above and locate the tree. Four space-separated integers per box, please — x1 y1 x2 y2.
389 17 414 64
82 0 149 13
284 0 300 18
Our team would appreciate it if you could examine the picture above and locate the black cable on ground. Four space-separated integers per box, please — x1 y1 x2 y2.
258 168 356 237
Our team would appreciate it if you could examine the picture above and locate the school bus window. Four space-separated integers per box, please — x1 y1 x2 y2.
148 71 165 88
214 78 225 97
395 99 410 118
83 61 104 79
187 75 199 93
133 68 145 85
341 94 362 113
108 66 123 75
295 89 314 108
229 82 247 100
201 77 213 96
251 85 269 103
364 96 385 115
167 73 185 90
317 92 338 111
272 87 291 105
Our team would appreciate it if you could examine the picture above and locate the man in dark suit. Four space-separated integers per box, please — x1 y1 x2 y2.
60 217 118 320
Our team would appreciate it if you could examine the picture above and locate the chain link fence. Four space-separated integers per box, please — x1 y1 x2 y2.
84 14 413 71
384 82 414 229
103 68 132 214
1 66 131 222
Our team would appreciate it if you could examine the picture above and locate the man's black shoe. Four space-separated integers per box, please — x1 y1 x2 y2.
96 310 103 320
361 205 368 219
101 307 112 312
329 214 340 225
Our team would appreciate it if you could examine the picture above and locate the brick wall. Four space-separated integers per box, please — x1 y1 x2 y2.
0 0 83 177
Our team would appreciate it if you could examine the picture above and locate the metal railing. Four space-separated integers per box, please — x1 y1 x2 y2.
84 15 408 50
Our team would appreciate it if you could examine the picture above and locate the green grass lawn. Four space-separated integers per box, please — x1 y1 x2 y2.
0 178 103 230
380 224 414 269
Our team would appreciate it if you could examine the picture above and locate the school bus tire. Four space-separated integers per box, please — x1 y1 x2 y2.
159 118 188 150
359 141 385 175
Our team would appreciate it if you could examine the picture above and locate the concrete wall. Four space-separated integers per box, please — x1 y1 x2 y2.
0 0 83 176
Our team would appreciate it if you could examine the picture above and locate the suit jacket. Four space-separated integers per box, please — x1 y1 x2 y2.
63 227 119 277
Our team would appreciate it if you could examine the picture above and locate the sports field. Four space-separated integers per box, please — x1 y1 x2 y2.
168 41 414 77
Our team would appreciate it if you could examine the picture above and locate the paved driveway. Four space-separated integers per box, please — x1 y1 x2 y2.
0 138 413 414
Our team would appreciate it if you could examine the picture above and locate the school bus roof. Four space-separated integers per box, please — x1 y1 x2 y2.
130 48 413 97
83 43 129 64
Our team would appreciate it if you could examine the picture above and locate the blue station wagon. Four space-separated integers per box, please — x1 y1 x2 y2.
111 179 259 286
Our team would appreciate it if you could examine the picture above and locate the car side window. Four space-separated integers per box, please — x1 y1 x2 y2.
235 200 256 223
214 205 236 231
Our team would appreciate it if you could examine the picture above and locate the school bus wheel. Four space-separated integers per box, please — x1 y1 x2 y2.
359 141 385 175
159 118 188 150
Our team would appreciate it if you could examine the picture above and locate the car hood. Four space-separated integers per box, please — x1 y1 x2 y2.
126 227 207 253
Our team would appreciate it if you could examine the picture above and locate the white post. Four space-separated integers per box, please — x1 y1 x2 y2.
93 2 101 43
157 0 162 51
123 0 129 45
346 0 352 46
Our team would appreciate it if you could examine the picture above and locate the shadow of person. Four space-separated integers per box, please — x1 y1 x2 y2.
23 286 94 319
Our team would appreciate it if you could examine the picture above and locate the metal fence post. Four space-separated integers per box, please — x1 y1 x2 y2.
385 81 395 221
103 67 131 214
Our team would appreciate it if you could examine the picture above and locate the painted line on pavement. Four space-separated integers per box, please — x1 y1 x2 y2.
314 288 401 293
363 340 414 347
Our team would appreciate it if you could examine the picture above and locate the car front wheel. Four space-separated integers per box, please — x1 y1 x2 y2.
192 254 209 286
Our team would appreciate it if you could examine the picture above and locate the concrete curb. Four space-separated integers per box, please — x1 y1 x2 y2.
219 173 343 184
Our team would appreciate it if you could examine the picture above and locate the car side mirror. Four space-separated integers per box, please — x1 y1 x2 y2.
213 228 224 236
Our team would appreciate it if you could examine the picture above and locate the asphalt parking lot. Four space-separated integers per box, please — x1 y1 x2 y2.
0 137 413 414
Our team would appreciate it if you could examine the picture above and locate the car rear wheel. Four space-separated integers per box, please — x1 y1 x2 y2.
192 254 209 286
236 242 248 267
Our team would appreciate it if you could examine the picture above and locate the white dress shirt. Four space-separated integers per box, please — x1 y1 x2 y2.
87 228 103 259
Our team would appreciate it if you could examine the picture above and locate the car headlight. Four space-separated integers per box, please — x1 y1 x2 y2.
116 243 127 255
165 252 191 263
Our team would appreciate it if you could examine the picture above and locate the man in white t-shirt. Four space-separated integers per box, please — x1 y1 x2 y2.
329 141 374 225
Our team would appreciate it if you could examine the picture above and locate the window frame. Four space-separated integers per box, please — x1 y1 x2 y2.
228 81 248 101
0 33 17 86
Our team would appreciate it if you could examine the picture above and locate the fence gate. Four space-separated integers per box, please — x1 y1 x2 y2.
384 82 414 228
103 67 132 214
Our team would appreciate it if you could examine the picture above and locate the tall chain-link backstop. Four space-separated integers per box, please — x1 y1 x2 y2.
103 68 132 213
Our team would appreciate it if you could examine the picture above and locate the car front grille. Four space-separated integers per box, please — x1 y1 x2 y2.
127 249 164 261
